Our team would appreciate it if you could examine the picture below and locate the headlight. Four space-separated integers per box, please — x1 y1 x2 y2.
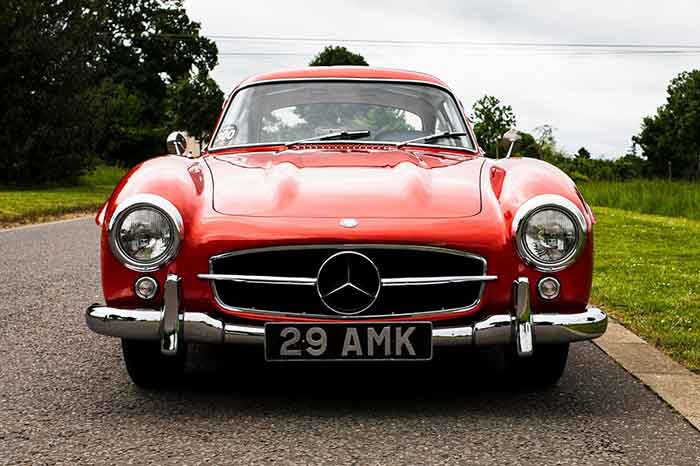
108 195 183 271
513 195 587 272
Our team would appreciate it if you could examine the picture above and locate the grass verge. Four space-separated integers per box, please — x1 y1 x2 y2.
0 166 126 227
591 206 700 372
580 180 700 220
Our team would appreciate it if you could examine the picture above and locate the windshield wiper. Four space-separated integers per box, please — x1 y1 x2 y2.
287 130 371 146
396 131 468 149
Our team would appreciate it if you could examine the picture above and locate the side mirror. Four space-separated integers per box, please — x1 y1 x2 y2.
502 128 521 158
166 132 187 156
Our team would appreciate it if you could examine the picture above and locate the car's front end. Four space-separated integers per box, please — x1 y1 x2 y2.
86 68 607 388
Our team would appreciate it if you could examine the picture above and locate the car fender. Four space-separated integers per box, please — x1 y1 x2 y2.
482 157 594 313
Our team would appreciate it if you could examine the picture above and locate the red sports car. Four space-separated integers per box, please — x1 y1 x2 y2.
86 67 607 388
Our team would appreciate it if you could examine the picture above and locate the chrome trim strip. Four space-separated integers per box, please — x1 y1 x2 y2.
206 244 490 319
208 78 478 154
86 305 608 347
198 274 317 286
198 273 499 287
107 194 184 273
381 275 498 286
512 194 588 273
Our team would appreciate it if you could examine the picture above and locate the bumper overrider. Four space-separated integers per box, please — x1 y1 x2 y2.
86 274 607 357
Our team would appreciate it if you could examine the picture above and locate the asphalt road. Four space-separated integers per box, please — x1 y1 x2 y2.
1 218 699 466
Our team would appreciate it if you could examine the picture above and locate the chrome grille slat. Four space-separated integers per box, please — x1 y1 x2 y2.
199 274 498 287
380 275 498 286
198 274 316 286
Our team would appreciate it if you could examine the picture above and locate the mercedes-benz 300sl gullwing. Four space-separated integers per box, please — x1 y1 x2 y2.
86 67 607 388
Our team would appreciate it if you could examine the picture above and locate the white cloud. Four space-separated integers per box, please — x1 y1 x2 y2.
185 0 700 157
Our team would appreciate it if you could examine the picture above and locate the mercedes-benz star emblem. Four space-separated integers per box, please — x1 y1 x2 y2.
316 251 381 315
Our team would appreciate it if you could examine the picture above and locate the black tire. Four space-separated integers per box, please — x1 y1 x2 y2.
504 343 569 389
121 339 187 389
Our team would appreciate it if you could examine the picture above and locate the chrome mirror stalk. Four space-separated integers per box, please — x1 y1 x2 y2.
502 127 521 159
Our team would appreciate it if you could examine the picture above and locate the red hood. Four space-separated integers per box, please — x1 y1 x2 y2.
206 149 484 219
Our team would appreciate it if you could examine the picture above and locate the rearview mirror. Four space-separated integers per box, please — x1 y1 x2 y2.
166 131 188 156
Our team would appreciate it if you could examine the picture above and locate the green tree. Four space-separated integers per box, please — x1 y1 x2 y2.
353 107 410 134
310 46 369 66
167 72 224 143
511 132 541 158
0 0 106 184
472 95 516 157
533 125 556 149
288 46 409 140
95 0 220 165
577 147 591 159
1 0 222 184
635 70 700 179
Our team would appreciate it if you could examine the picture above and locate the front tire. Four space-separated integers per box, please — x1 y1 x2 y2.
121 339 187 389
504 343 569 389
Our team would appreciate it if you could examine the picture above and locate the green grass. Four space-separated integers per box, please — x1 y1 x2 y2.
591 206 700 372
0 165 126 226
580 180 700 220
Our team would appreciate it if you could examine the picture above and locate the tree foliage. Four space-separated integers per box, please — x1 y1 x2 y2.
275 47 410 140
0 0 105 184
577 147 591 159
95 0 221 165
470 95 650 181
634 70 700 180
167 72 224 142
310 46 369 66
471 95 516 157
1 0 222 184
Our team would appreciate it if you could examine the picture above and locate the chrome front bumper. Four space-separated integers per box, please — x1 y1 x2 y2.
86 275 608 356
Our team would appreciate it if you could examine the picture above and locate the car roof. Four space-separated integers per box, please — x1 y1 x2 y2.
236 66 451 90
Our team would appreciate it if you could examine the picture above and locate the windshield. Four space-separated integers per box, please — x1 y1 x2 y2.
210 81 475 151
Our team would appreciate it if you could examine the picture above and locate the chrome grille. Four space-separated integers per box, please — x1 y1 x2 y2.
200 245 496 318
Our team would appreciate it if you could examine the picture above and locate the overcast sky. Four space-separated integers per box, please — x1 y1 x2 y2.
185 0 700 158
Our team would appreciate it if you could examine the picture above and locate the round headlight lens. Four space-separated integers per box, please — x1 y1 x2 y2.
108 195 183 272
513 195 588 272
117 208 174 262
522 208 578 264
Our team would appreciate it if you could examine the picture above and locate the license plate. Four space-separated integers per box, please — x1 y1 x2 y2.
264 322 433 361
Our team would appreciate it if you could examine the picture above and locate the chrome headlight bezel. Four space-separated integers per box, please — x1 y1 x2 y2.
108 194 183 272
512 194 588 273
